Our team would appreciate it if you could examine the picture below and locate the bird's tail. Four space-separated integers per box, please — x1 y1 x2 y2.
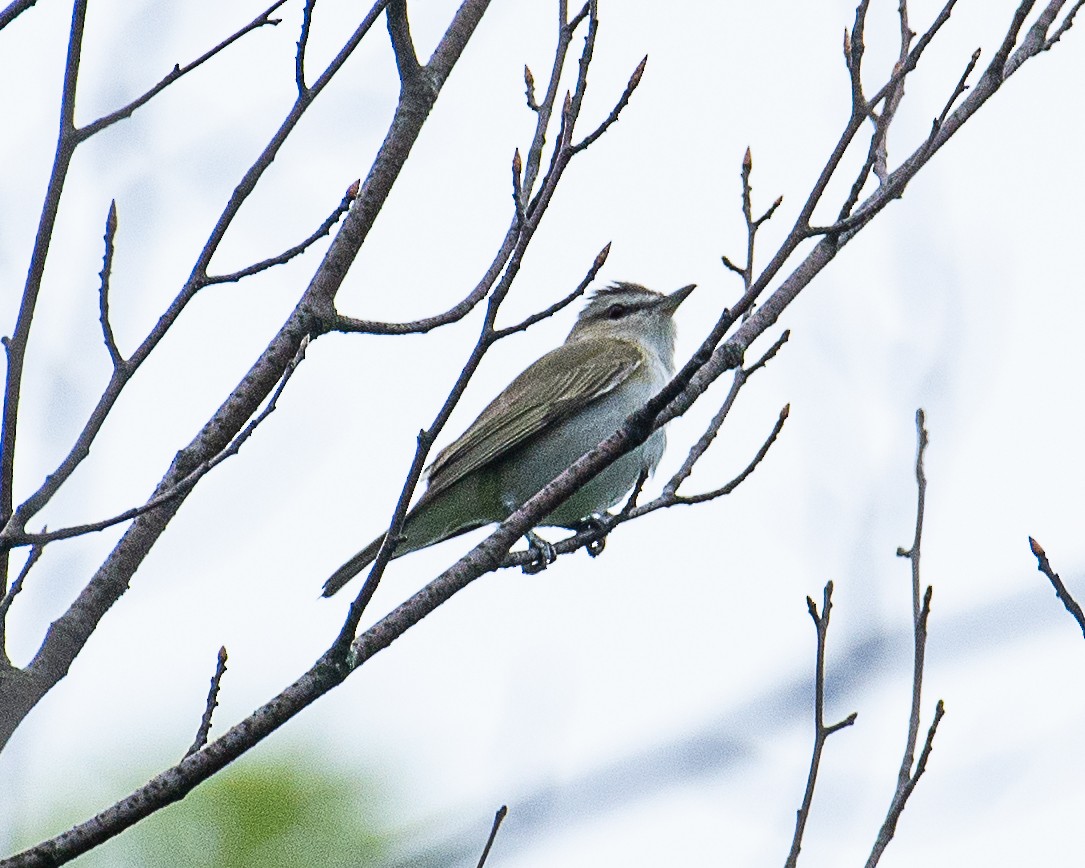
322 534 385 597
322 482 495 597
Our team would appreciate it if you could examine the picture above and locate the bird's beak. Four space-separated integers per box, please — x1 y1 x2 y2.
660 283 696 314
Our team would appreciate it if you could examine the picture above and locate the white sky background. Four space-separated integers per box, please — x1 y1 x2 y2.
2 0 1084 865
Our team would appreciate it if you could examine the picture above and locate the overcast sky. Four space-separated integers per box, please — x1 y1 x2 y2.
2 1 1085 865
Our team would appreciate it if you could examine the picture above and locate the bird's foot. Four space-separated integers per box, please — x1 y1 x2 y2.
574 512 613 558
523 530 557 574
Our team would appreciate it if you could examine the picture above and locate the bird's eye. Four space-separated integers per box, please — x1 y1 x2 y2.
605 303 627 320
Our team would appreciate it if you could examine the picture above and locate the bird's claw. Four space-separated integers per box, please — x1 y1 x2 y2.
523 530 557 574
577 513 611 558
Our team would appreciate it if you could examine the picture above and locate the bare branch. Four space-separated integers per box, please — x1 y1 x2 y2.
785 581 858 868
666 404 789 507
185 647 228 758
77 1 289 140
929 48 981 141
5 337 311 550
476 805 508 868
570 54 647 153
0 0 471 758
492 242 610 339
1044 0 1085 49
664 330 789 497
0 0 38 32
387 0 421 83
2 3 392 547
0 543 43 647
204 183 358 285
1029 536 1085 638
1 0 87 602
97 201 124 369
296 0 316 94
511 148 526 227
866 410 945 867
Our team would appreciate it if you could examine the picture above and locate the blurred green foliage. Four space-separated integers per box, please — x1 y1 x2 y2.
34 751 394 867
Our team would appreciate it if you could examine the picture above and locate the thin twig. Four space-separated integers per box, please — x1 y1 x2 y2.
204 183 358 285
1043 0 1085 49
97 201 124 369
664 330 789 497
492 242 610 339
475 805 508 868
667 405 789 506
866 409 945 867
77 1 289 140
1029 537 1085 639
499 401 789 569
5 337 311 549
929 48 981 139
0 542 43 626
185 647 228 758
570 54 646 154
785 581 858 868
296 0 316 94
511 149 526 228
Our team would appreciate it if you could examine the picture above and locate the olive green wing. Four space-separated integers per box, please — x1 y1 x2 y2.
424 337 644 498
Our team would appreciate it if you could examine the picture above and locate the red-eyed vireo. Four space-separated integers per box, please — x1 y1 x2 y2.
322 281 694 596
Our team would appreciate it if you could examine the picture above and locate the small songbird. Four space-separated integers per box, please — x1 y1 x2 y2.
322 281 694 596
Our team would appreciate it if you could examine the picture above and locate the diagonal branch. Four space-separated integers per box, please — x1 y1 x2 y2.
5 337 311 550
1028 536 1085 638
0 0 38 32
492 242 610 339
475 805 508 868
184 646 228 758
77 1 289 140
203 183 358 285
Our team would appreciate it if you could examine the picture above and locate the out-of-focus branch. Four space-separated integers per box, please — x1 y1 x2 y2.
1029 536 1085 639
865 409 945 867
476 805 508 868
785 581 858 868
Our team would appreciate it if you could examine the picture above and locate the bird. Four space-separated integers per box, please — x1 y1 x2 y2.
322 281 694 596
